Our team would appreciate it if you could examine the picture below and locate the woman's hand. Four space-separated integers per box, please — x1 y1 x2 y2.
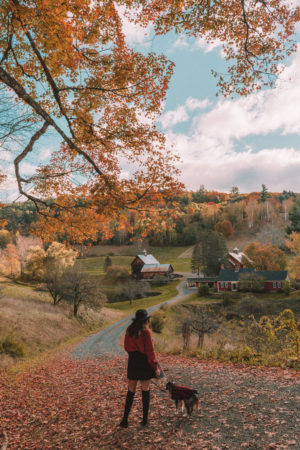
155 368 161 378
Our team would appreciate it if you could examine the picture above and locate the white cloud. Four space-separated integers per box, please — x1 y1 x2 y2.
160 105 189 129
173 36 189 48
160 97 211 129
185 97 211 111
164 47 300 192
194 37 223 54
116 5 153 47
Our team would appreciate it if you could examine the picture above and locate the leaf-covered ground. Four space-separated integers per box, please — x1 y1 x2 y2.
0 354 299 449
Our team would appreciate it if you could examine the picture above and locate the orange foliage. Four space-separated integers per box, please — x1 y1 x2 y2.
0 1 298 242
243 241 286 271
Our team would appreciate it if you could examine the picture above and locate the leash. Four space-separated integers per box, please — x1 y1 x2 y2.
151 378 167 393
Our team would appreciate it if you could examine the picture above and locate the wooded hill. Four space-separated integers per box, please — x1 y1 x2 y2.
1 186 299 248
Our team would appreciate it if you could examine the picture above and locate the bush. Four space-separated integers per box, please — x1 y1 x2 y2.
0 230 11 249
0 336 25 357
198 284 210 297
105 265 130 282
236 296 266 317
282 281 291 296
151 311 166 333
222 292 233 306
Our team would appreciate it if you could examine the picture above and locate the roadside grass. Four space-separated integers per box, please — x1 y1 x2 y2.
151 288 300 365
107 280 179 314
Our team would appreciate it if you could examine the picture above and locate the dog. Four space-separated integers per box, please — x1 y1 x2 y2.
166 381 199 416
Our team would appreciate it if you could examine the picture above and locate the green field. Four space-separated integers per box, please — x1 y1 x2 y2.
107 280 179 314
77 245 192 275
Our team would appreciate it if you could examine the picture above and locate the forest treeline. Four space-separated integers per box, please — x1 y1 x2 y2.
1 185 299 247
0 185 300 246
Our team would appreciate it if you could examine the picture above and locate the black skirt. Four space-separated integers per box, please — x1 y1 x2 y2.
127 351 156 380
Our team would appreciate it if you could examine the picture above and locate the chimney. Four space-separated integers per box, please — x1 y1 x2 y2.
143 249 147 256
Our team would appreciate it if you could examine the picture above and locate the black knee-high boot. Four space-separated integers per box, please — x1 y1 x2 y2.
120 390 135 428
141 390 150 426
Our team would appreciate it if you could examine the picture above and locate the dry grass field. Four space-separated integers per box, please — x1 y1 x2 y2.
0 281 124 368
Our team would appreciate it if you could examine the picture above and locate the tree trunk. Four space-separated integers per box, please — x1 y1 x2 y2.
197 333 204 348
74 303 78 317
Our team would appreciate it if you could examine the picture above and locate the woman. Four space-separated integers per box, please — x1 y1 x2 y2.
120 309 160 428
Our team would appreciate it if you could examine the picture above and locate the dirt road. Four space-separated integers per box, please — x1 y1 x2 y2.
72 279 190 359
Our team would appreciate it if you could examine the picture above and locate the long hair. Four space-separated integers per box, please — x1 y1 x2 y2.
126 320 147 338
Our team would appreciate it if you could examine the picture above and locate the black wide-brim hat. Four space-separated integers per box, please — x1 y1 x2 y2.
132 309 151 322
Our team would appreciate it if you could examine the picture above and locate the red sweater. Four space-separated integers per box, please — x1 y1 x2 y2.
124 328 158 371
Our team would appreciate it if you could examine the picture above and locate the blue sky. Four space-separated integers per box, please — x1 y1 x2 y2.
122 13 300 194
1 10 300 202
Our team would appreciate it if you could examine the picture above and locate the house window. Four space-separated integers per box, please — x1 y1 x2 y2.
225 282 228 289
232 282 237 291
272 282 276 288
277 282 282 288
220 282 224 288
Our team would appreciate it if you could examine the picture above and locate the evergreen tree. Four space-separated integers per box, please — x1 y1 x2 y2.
103 255 112 272
286 202 300 234
260 184 269 203
191 243 202 275
192 231 228 276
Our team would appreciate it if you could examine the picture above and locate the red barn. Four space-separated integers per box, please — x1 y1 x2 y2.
131 252 173 280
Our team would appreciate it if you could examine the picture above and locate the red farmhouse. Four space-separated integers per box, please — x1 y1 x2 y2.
217 268 289 292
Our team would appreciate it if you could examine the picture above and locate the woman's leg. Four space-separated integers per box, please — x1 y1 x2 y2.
120 380 138 428
140 380 151 426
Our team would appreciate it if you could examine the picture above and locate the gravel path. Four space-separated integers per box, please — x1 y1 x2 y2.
72 279 190 359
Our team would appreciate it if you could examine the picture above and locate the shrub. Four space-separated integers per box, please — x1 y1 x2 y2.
222 292 233 307
105 265 130 282
151 311 166 333
281 280 291 296
0 230 11 249
198 284 210 297
0 336 25 357
236 296 266 317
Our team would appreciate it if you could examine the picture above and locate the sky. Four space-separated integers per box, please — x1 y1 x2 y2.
1 9 300 202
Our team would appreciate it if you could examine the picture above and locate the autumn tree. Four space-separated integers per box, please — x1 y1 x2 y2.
0 0 180 244
242 242 286 271
0 243 21 277
215 220 234 239
0 0 298 242
25 241 76 281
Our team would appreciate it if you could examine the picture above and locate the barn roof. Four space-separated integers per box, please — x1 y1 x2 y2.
141 264 172 273
136 254 159 265
217 268 254 281
217 269 288 282
228 250 251 264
